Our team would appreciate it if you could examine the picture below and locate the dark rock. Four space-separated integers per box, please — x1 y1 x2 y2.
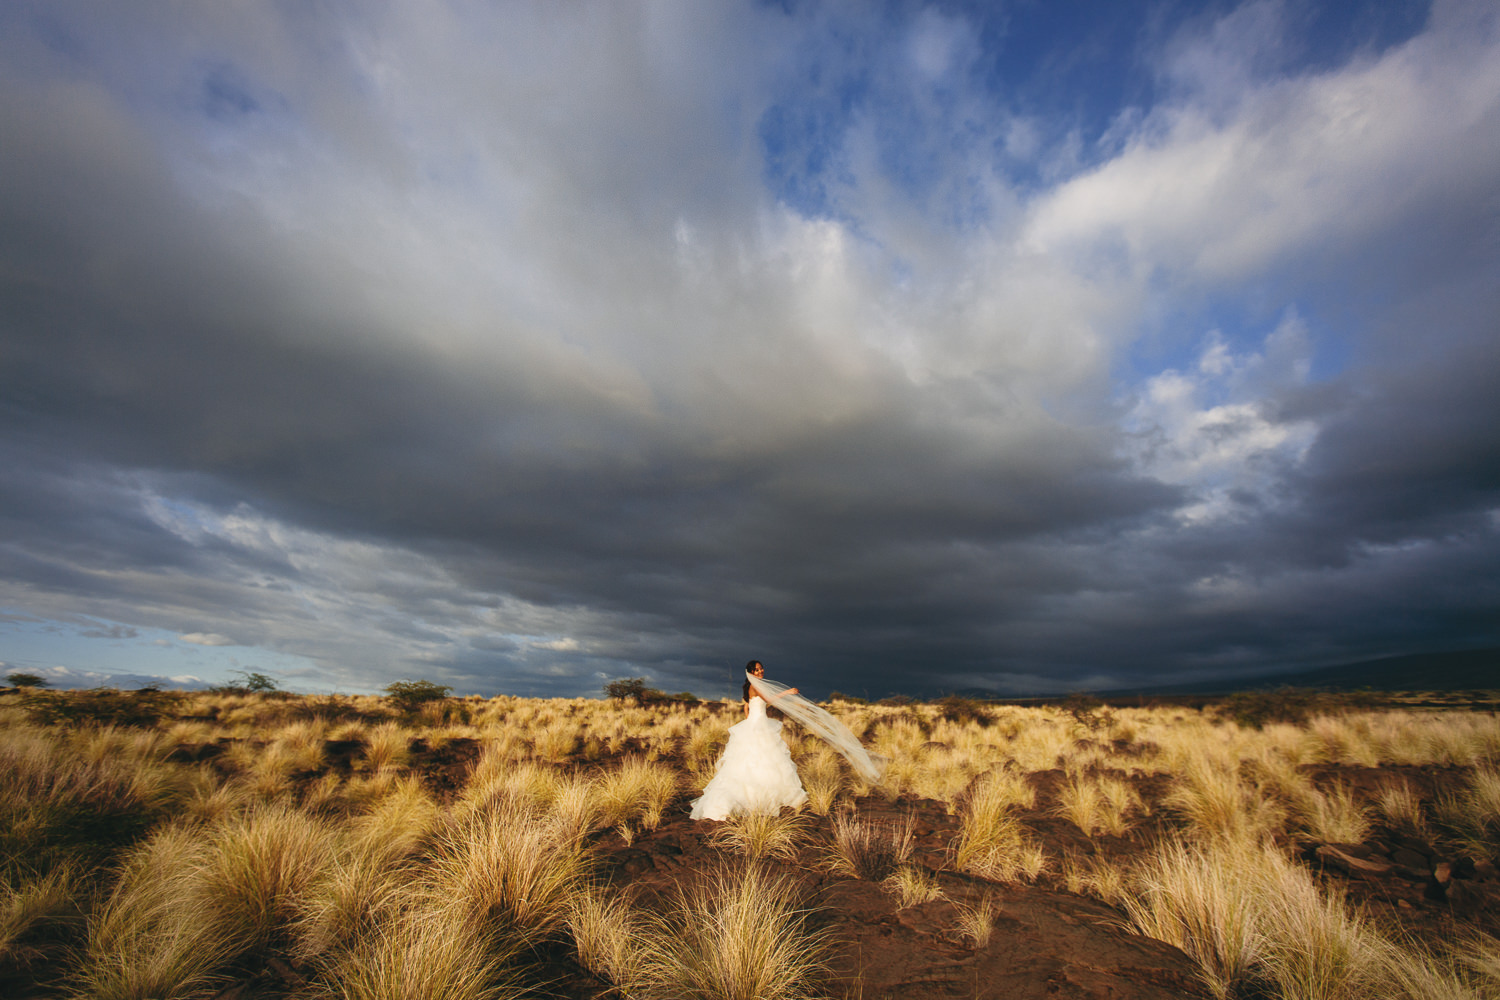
1393 836 1434 858
1391 848 1430 870
1443 879 1484 916
1451 857 1477 879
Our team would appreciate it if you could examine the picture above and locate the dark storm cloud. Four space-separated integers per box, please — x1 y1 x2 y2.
1 1 1498 698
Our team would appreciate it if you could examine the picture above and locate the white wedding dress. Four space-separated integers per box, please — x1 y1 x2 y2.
689 696 808 820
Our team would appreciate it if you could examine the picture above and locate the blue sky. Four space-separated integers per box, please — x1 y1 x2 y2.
1 0 1496 699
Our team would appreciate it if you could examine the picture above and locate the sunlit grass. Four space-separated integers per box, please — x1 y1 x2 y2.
710 810 811 862
635 862 829 1000
5 685 1500 1000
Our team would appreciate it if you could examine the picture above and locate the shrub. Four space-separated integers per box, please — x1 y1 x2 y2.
383 680 453 715
217 671 280 694
935 695 991 727
1217 688 1379 730
1061 693 1112 732
5 672 48 689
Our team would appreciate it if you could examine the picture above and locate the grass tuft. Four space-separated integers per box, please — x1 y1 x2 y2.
823 812 913 881
710 810 811 862
881 865 944 907
636 862 828 1000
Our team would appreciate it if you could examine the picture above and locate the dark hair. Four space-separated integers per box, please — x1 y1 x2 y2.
742 660 762 703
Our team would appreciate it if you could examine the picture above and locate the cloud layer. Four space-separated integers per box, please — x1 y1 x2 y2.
1 0 1497 698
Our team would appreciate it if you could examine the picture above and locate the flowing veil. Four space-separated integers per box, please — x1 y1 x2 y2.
747 672 886 784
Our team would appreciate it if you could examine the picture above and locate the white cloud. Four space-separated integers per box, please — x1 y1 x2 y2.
178 632 236 646
1124 313 1318 523
1026 5 1500 284
532 637 581 652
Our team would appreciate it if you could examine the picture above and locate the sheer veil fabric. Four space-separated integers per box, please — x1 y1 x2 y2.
747 673 886 784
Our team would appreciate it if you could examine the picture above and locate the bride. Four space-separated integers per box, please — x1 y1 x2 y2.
689 660 885 821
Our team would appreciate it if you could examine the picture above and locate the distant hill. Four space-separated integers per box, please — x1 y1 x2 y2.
1121 648 1499 696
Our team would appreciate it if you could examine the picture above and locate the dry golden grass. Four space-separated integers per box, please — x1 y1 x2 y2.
1120 835 1440 1000
634 862 829 1000
1164 755 1286 846
362 722 411 772
1055 772 1142 837
290 846 413 966
799 746 844 815
597 756 679 833
1293 782 1372 844
566 885 650 995
198 806 339 952
1 863 81 968
1435 765 1500 855
823 812 913 881
952 769 1046 882
1376 780 1429 839
6 685 1500 1000
1059 851 1126 904
954 892 999 947
303 904 529 1000
1121 838 1271 998
881 865 944 907
69 824 238 999
426 800 592 949
710 810 811 862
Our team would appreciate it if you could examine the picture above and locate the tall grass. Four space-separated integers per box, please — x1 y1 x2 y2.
304 905 529 1000
69 825 236 1000
710 811 810 862
597 756 679 832
426 799 592 949
1164 755 1285 846
635 862 828 1000
1055 772 1141 836
1123 837 1423 1000
952 770 1045 882
567 885 650 995
823 812 913 881
1 863 81 969
1293 783 1372 843
1375 781 1428 838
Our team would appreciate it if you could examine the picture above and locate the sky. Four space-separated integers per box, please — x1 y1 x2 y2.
1 0 1497 701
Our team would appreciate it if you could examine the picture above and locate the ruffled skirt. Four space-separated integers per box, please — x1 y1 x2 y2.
689 712 807 820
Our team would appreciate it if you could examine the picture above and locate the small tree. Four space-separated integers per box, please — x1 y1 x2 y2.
1061 692 1112 732
604 677 650 701
5 672 48 689
231 670 280 693
383 679 452 714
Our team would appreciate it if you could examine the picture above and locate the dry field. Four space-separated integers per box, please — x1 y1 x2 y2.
2 685 1499 999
